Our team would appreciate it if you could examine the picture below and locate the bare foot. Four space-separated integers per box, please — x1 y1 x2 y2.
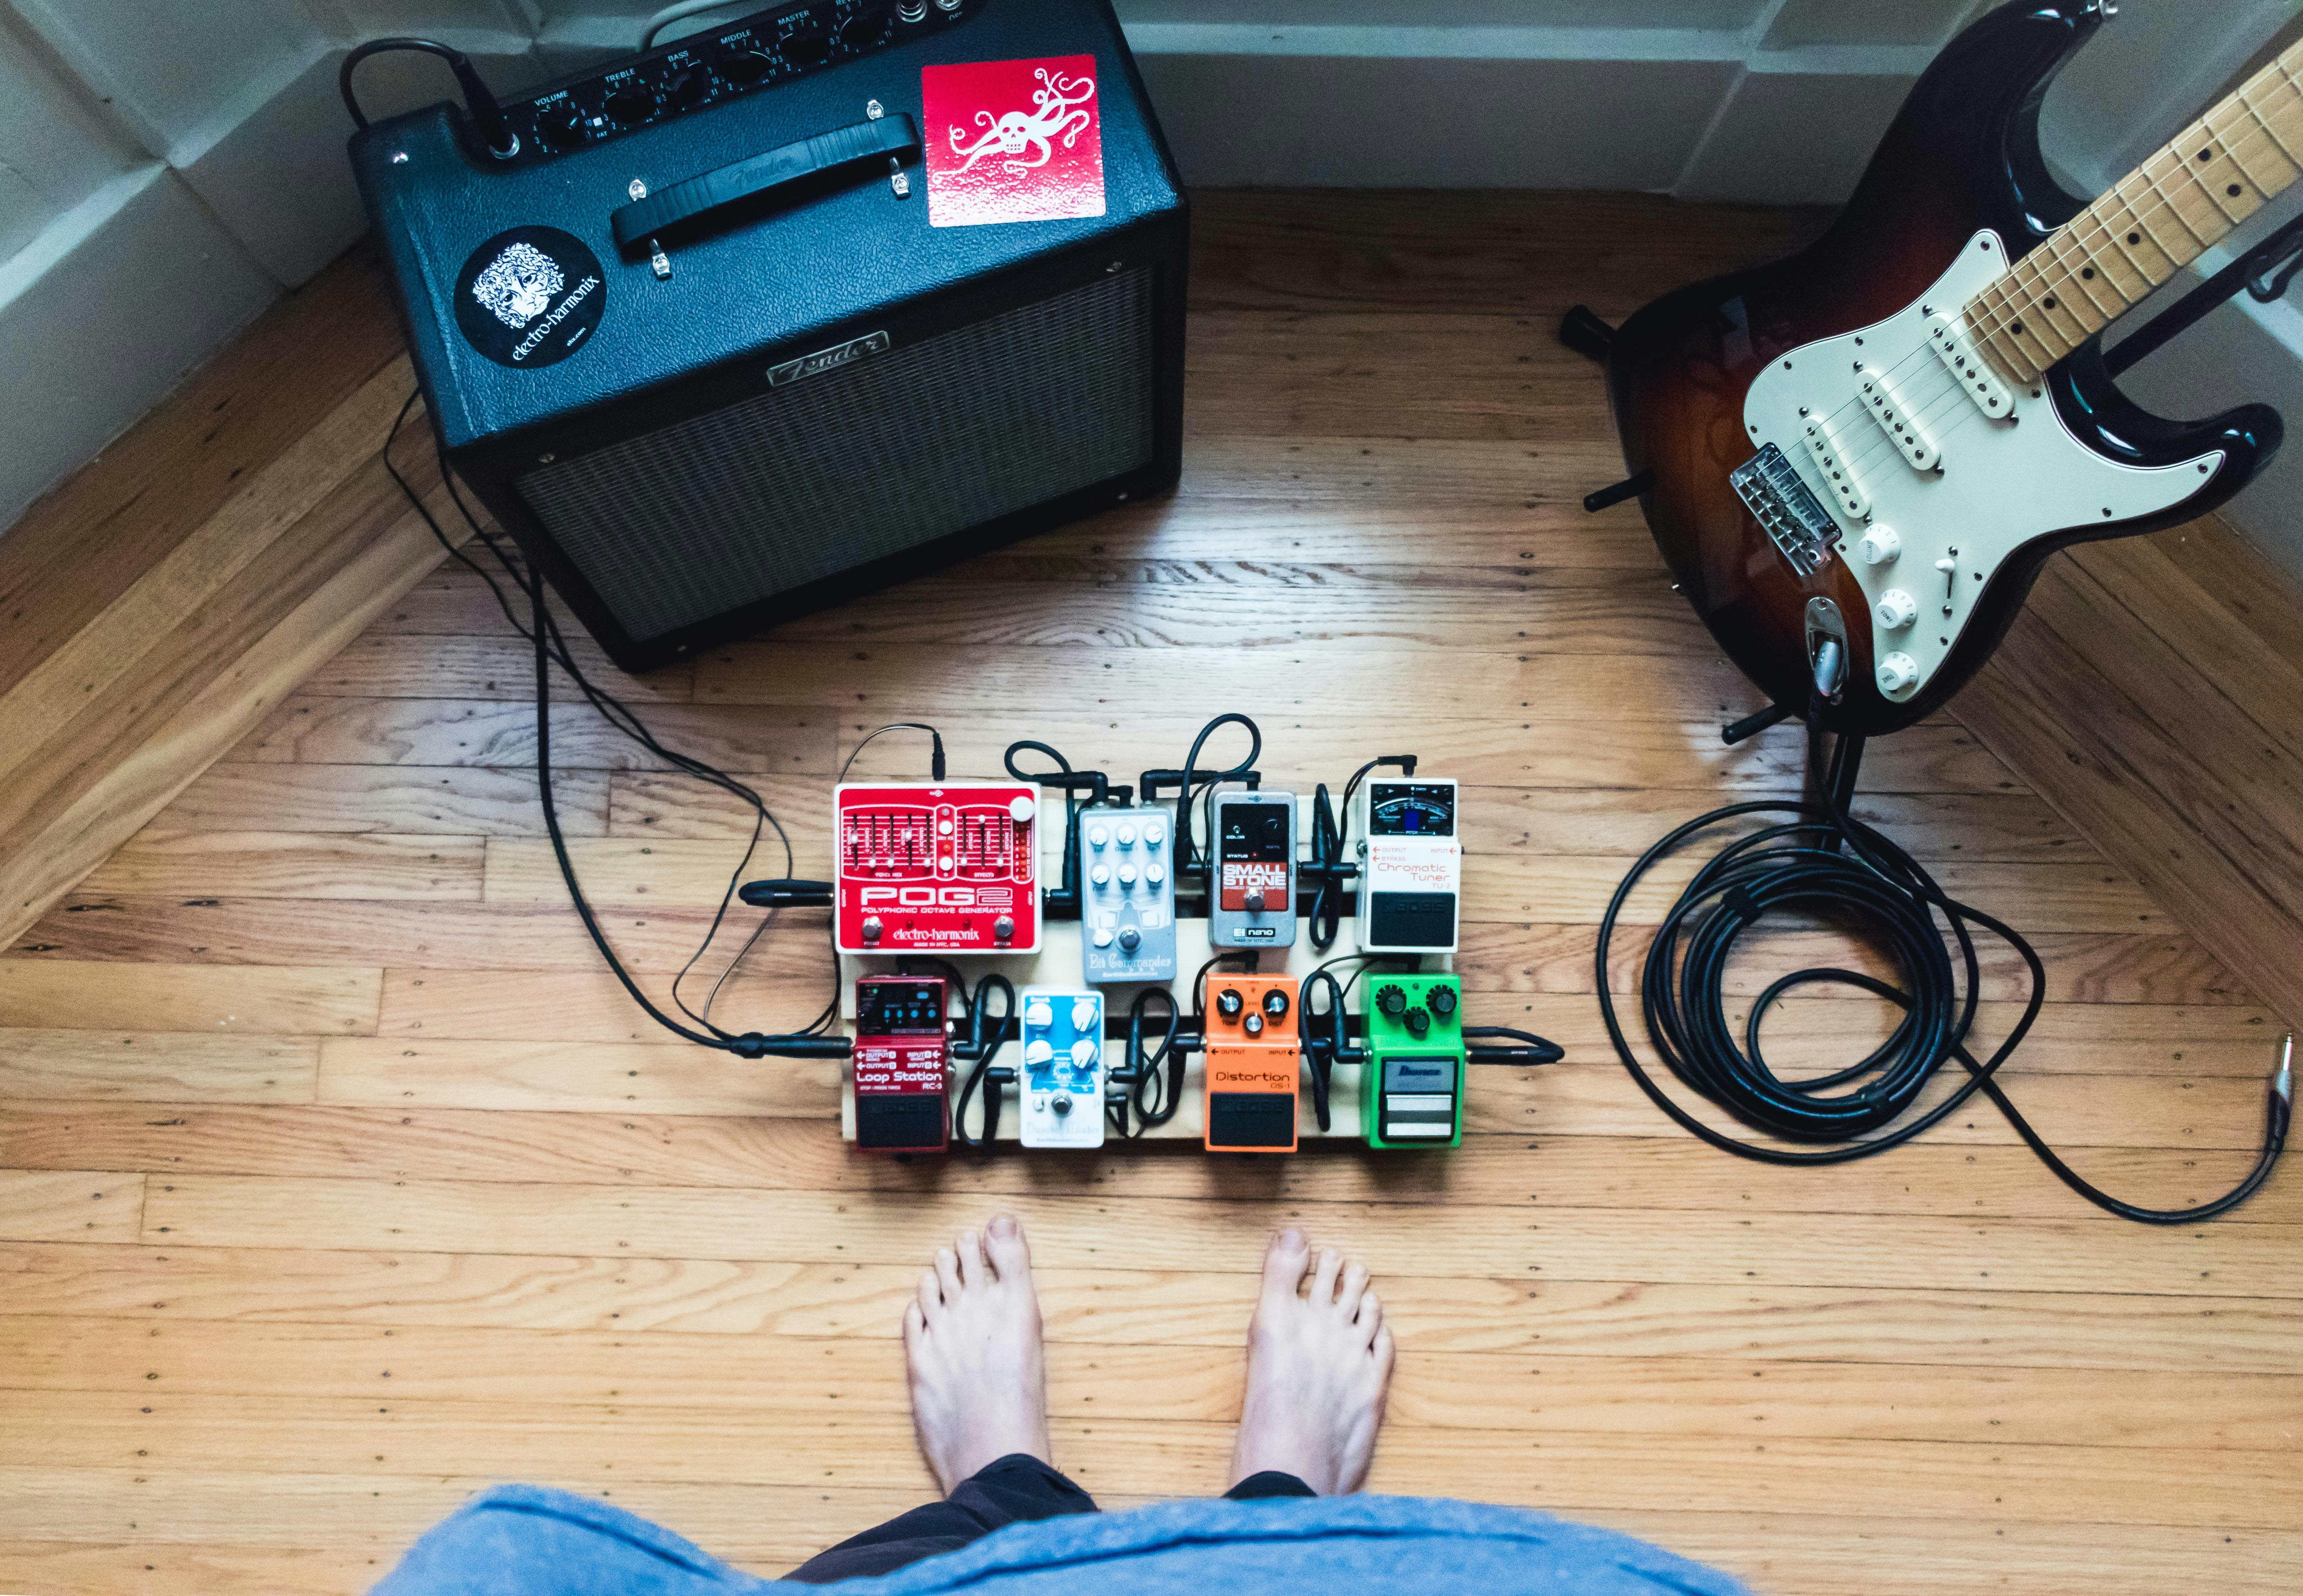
902 1213 1052 1496
1228 1228 1395 1495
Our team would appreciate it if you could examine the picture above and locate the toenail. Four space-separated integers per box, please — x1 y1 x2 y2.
991 1214 1019 1238
1278 1228 1306 1249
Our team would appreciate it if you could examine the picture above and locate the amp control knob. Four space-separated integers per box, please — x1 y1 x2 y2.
665 66 713 107
602 80 655 125
1876 651 1920 694
1858 526 1901 565
1874 588 1918 630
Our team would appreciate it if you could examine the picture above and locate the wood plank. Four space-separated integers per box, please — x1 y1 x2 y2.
0 1033 317 1103
2143 515 2303 682
0 963 381 1035
314 1038 840 1117
7 1314 2297 1450
0 1172 144 1242
144 764 610 839
77 833 486 901
133 1177 2303 1298
225 696 835 774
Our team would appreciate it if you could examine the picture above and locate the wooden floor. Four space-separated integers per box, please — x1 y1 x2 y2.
3 191 2300 1594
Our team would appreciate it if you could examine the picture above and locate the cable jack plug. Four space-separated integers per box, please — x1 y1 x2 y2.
2276 1033 2293 1108
739 878 832 908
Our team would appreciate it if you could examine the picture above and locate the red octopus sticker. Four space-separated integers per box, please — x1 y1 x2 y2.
921 55 1104 228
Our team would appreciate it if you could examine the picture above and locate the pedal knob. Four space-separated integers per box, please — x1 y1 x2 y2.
1025 1040 1053 1064
1052 1093 1072 1116
1375 984 1407 1017
1430 986 1458 1017
1116 824 1137 846
1858 526 1901 565
1147 863 1165 885
1876 651 1920 693
1262 988 1289 1020
1009 795 1036 824
1216 988 1244 1020
1118 926 1140 953
1406 1006 1431 1037
861 915 883 943
1026 1001 1052 1028
1143 821 1164 846
1244 889 1265 912
1091 865 1110 887
993 914 1015 942
1071 999 1098 1030
1874 588 1918 630
1118 865 1137 887
1071 1038 1098 1066
1087 824 1109 848
1243 1012 1265 1037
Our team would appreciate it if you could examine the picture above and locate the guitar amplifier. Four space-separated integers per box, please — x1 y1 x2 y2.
347 0 1185 673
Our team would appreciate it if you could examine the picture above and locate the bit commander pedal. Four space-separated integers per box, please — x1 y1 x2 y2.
1081 809 1176 984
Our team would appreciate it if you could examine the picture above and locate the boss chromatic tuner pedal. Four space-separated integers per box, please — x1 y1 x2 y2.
852 975 952 1154
1355 778 1460 953
1020 988 1107 1149
835 783 1040 955
1362 974 1465 1149
1210 790 1297 949
1203 974 1301 1152
1081 808 1176 984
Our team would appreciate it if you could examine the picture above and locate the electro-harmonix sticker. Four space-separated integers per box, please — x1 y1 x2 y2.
453 226 605 369
921 55 1105 227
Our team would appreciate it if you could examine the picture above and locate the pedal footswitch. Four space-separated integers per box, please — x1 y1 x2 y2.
853 976 952 1153
1203 974 1300 1152
1081 807 1176 984
835 783 1040 954
1210 790 1297 949
1020 988 1106 1149
1362 974 1464 1149
1355 778 1460 953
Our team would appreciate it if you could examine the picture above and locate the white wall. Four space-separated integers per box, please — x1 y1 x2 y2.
6 0 2302 583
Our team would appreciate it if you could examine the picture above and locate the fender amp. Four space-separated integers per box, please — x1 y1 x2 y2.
347 0 1185 672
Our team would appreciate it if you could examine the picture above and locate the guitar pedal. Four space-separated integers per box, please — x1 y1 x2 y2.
1362 974 1464 1149
852 975 952 1154
1019 988 1106 1149
1354 778 1459 953
1081 808 1176 984
1203 974 1300 1152
835 783 1040 955
1210 791 1297 949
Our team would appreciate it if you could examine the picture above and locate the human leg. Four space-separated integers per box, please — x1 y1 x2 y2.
1226 1227 1395 1497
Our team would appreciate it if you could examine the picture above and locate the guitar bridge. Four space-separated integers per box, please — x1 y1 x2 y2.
1730 443 1839 577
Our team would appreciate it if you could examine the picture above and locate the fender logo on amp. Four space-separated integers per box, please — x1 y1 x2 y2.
768 331 890 386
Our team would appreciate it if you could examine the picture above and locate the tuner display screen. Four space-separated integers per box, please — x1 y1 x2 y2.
1368 782 1455 837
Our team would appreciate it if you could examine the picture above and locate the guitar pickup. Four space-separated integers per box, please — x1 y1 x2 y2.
1858 366 1940 472
1926 312 2013 419
1800 413 1870 522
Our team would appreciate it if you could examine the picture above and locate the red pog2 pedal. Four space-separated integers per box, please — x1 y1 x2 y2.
835 783 1041 955
853 976 953 1154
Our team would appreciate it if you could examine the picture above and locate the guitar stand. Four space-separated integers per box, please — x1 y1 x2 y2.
1558 305 1659 512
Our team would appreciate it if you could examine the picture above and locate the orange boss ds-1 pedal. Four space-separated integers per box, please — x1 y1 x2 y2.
1202 974 1301 1153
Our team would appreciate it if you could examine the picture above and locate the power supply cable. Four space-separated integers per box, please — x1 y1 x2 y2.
1305 757 1416 950
1173 713 1263 875
842 724 947 783
1596 782 2289 1224
339 37 519 157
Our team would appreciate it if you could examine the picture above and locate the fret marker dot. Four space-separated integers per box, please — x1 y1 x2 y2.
2229 184 2243 197
2128 232 2141 244
2044 297 2056 310
2083 268 2095 280
2199 148 2213 162
2011 321 2025 336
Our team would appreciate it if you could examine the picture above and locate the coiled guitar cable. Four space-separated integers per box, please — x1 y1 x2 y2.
1596 703 2289 1224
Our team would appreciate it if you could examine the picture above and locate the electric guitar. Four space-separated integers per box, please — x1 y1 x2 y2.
1604 1 2295 735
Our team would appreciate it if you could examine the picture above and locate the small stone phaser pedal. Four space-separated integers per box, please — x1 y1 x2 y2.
1362 973 1465 1149
1355 778 1460 953
1209 790 1297 948
852 975 952 1154
835 783 1040 955
1081 808 1176 984
1020 988 1106 1149
1203 973 1301 1152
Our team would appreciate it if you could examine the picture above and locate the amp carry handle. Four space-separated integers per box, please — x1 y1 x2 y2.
609 111 919 255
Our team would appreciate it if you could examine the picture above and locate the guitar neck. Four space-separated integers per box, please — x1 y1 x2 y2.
1966 36 2303 383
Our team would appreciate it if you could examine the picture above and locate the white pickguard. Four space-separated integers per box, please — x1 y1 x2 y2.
1742 230 2221 702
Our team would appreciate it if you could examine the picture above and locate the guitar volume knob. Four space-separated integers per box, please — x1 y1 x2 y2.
1874 588 1918 630
1876 652 1919 694
1858 526 1901 565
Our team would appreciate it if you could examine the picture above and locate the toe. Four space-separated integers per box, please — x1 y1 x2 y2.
956 1228 986 1287
1338 1261 1370 1318
903 1301 926 1346
1372 1322 1397 1375
918 1267 942 1321
934 1246 963 1304
986 1212 1031 1282
1311 1247 1344 1307
1261 1228 1311 1305
1355 1288 1382 1346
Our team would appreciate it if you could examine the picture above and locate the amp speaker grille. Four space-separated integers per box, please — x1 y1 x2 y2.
516 266 1155 646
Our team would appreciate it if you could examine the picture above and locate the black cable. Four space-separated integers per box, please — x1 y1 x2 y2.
842 724 946 783
953 974 1016 1150
1174 714 1262 875
1121 986 1184 1136
1596 792 2289 1224
1305 756 1415 951
339 37 519 157
1464 1026 1566 1066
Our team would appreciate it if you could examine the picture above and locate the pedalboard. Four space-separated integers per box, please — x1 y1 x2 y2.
1355 778 1461 953
1362 974 1465 1149
1210 790 1298 949
1019 989 1107 1149
835 783 1040 955
1080 808 1177 984
852 975 952 1153
1203 974 1301 1153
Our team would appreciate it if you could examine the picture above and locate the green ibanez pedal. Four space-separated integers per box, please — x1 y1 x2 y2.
1362 974 1465 1149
